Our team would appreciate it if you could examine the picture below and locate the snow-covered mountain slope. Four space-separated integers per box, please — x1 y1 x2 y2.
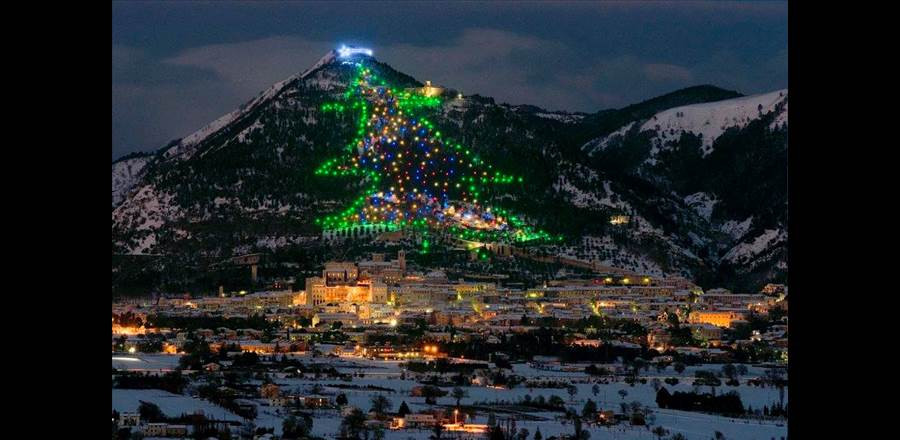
112 154 153 208
643 89 787 156
683 192 718 222
161 51 338 162
534 112 585 124
113 50 786 293
723 228 786 265
581 121 635 155
583 89 787 157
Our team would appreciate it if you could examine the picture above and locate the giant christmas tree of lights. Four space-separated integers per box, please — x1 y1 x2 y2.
315 55 559 245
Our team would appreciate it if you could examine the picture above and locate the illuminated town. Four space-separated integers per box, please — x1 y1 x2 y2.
113 247 787 440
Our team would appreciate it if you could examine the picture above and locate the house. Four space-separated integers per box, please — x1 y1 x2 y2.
690 323 723 341
269 395 294 407
119 412 140 426
143 423 168 436
597 410 617 425
392 413 438 428
302 395 331 408
688 310 747 328
166 425 188 437
194 328 215 338
240 328 264 339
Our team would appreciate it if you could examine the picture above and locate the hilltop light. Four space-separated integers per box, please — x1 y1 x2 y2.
338 45 373 58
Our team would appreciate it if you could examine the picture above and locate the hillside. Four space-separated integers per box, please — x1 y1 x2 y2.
112 49 787 295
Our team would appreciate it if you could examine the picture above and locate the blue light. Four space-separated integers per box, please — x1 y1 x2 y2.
337 45 373 58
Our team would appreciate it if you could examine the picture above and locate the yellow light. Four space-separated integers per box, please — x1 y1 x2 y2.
128 346 136 354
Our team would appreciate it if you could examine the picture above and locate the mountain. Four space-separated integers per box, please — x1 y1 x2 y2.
581 90 788 290
112 151 155 207
112 49 787 295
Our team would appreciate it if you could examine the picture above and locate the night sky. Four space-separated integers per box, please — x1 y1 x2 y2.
112 1 787 160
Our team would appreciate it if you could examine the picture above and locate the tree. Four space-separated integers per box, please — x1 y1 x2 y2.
655 387 671 408
340 408 367 440
548 395 565 408
571 416 591 440
397 400 410 416
488 425 505 440
138 401 165 423
282 414 312 439
429 423 445 440
452 387 468 407
336 393 348 406
618 389 628 400
721 364 737 380
516 428 530 440
651 426 668 439
370 395 392 416
591 384 600 397
533 428 543 440
673 362 686 374
567 385 578 401
581 399 598 420
630 358 647 376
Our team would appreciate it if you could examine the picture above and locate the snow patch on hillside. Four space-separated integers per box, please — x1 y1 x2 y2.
582 121 635 155
547 236 666 276
683 192 718 222
770 97 788 129
112 155 152 207
535 112 584 124
723 228 786 264
553 176 602 208
236 119 264 142
720 217 753 241
642 89 787 155
112 185 183 253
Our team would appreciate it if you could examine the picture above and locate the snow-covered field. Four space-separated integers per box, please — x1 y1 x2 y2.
113 354 787 439
112 353 182 371
112 388 242 422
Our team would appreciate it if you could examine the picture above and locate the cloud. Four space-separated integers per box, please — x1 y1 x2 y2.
643 63 694 83
112 24 786 159
163 37 335 98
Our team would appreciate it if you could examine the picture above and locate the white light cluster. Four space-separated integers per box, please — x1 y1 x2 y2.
338 45 373 58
